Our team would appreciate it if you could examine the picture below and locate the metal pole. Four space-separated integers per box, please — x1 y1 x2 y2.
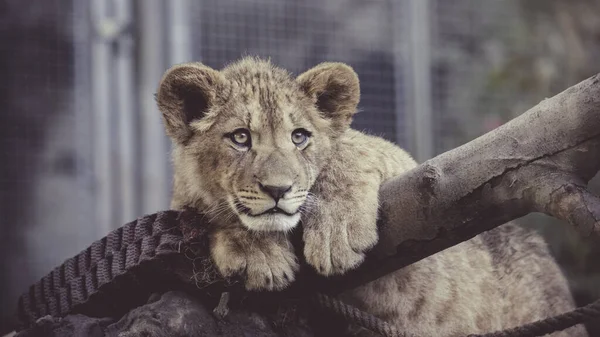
73 0 96 234
137 0 171 214
113 0 138 224
392 0 410 149
407 0 434 161
90 0 116 235
165 0 193 182
167 0 193 65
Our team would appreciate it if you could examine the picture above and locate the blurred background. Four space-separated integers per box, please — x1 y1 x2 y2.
1 0 600 335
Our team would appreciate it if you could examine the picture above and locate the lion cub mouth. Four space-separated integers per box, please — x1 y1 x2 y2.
244 206 297 217
232 198 302 232
233 198 298 217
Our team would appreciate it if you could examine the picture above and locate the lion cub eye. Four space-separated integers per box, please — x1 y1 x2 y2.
229 128 251 148
291 128 311 147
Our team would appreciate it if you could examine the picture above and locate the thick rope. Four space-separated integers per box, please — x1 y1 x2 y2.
15 211 185 329
314 293 600 337
15 210 600 337
312 293 412 337
468 299 600 337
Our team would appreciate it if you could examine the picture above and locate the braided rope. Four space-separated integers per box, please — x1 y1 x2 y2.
15 210 185 329
313 293 411 337
315 292 600 337
14 210 600 337
468 299 600 337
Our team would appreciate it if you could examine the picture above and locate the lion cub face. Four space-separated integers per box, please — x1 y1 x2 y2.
156 57 360 232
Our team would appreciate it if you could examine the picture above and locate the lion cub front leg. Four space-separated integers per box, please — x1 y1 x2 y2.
210 227 299 291
303 173 381 276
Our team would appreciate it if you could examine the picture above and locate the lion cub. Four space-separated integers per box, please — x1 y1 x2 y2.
155 57 586 336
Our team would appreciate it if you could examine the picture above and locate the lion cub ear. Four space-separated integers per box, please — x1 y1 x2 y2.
156 62 227 143
296 62 360 133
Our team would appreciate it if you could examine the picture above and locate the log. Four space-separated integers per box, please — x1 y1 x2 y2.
321 72 600 293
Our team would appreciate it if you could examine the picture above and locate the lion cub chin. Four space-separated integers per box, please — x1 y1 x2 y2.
237 212 301 232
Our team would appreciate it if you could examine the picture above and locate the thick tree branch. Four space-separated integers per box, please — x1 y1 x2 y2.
314 73 600 293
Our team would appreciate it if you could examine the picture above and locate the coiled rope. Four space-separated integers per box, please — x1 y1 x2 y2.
15 211 187 329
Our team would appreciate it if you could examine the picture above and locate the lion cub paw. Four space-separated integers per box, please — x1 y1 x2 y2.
210 229 299 291
303 205 378 276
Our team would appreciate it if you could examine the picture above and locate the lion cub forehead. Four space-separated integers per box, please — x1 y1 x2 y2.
222 57 293 79
219 58 311 129
222 57 299 96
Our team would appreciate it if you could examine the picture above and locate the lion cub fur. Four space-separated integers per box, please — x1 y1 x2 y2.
155 57 587 336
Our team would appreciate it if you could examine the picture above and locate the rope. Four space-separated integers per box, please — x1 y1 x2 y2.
468 299 600 337
15 210 186 329
312 293 411 337
314 292 600 337
14 209 600 337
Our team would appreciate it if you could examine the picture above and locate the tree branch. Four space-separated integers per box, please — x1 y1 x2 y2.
313 73 600 293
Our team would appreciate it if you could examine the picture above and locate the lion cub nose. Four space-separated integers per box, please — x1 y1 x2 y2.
259 183 292 202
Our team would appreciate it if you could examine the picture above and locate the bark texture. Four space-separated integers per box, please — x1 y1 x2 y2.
326 72 600 292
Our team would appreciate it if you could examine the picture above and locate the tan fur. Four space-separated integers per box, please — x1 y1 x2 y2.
155 57 587 336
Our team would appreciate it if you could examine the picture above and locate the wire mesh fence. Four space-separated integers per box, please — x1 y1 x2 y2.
1 0 599 334
189 0 405 144
0 0 97 331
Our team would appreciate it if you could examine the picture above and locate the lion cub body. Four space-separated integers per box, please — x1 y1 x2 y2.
156 57 586 336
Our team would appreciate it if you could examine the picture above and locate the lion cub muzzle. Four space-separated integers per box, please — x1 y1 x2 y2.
233 176 306 232
258 183 292 203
